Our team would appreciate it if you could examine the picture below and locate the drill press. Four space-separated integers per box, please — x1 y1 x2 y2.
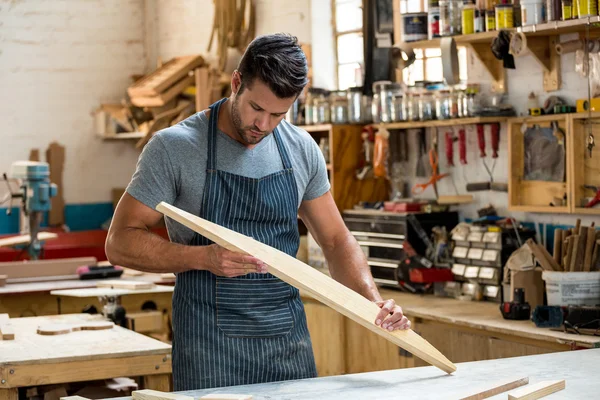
3 161 57 259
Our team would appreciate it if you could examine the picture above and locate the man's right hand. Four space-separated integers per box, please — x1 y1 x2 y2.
204 244 268 277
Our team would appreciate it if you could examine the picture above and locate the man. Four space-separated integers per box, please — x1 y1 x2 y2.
106 33 410 391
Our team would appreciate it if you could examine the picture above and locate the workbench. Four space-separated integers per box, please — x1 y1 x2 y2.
115 348 600 399
0 314 172 400
302 288 600 376
0 276 174 319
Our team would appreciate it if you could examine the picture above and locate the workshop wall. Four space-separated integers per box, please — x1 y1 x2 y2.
0 0 147 233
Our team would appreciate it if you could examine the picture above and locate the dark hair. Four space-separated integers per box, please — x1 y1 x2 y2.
237 33 309 98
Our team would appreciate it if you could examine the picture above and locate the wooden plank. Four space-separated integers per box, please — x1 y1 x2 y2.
525 239 559 271
593 240 600 271
437 195 474 205
569 235 581 271
46 142 65 226
130 75 194 107
459 377 529 400
553 229 562 268
0 232 58 248
564 236 575 270
155 201 457 374
584 227 597 271
142 374 171 392
36 321 114 335
573 229 587 272
128 55 204 97
132 390 193 400
508 379 565 399
0 257 96 281
0 324 15 340
96 280 154 290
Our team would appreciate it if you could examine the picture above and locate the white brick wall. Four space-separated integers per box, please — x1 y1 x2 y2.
0 0 146 204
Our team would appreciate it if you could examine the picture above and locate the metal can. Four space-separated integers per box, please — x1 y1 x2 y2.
403 13 428 42
562 0 573 19
428 7 441 39
474 9 485 32
495 4 514 29
546 0 562 20
462 4 476 34
575 0 598 17
486 9 496 31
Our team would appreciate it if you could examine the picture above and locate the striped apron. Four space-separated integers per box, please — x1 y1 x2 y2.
171 98 318 391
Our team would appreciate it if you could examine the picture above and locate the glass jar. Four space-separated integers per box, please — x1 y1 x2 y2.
439 0 462 36
316 92 331 124
380 83 402 123
391 94 404 122
347 86 363 123
330 90 348 124
456 90 467 118
371 81 391 124
419 92 435 121
450 90 459 118
362 95 373 123
403 93 416 121
435 90 451 120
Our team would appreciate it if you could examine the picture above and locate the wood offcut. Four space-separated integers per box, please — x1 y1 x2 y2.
156 201 457 374
508 379 565 399
37 321 114 335
132 389 194 400
459 377 529 400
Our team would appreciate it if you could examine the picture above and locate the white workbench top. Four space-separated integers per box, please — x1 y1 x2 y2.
118 348 600 399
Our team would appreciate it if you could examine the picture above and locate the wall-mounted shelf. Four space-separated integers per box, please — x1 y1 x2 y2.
507 113 600 215
570 113 600 216
394 14 600 94
97 132 146 140
373 116 507 130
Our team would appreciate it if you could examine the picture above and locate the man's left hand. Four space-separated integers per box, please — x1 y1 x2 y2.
374 299 411 331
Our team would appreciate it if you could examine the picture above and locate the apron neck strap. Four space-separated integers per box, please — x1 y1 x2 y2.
207 97 293 171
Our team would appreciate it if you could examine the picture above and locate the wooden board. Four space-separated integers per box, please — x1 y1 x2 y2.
155 201 456 374
131 75 194 107
0 232 58 248
36 321 114 335
128 55 204 97
508 379 565 399
525 239 559 271
96 280 154 290
0 257 96 281
0 314 171 366
46 142 65 226
459 377 529 400
132 389 193 400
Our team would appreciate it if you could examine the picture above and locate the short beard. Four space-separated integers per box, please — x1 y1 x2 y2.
231 96 267 145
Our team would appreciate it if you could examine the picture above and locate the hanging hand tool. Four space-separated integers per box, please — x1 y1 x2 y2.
412 134 449 198
584 185 600 208
373 126 390 179
458 129 467 166
588 133 596 158
444 129 459 195
490 123 499 174
445 131 454 167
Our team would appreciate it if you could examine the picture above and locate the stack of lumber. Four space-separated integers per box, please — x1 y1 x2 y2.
527 219 600 272
94 54 225 149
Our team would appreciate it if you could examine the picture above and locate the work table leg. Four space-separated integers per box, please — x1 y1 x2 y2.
0 388 18 400
143 373 171 392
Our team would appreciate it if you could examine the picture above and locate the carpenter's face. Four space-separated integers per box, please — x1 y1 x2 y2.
231 72 296 145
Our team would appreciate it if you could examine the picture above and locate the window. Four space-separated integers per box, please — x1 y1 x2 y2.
334 0 364 90
402 47 469 86
332 1 468 89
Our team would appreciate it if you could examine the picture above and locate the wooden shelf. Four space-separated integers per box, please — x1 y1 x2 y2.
510 205 571 214
406 17 600 49
300 124 334 133
375 116 506 130
97 132 146 140
572 207 600 215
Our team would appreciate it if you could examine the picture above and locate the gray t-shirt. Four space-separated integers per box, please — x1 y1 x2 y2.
126 110 330 245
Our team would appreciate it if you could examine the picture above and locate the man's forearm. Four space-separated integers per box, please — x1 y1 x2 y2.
322 232 383 302
106 227 203 273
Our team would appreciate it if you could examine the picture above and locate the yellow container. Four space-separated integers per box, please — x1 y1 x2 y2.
575 0 598 16
495 4 514 28
486 10 496 31
462 6 475 34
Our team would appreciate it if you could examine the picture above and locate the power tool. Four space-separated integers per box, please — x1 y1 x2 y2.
500 288 531 320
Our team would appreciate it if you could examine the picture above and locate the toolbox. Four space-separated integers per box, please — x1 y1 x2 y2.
342 210 459 290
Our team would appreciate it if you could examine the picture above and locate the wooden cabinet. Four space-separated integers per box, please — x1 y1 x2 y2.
299 124 388 212
303 300 569 377
303 298 346 377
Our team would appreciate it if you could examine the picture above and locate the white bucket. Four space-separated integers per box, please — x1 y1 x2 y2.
521 0 544 25
542 271 600 306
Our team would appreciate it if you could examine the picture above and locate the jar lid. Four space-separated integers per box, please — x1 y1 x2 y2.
348 86 363 92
